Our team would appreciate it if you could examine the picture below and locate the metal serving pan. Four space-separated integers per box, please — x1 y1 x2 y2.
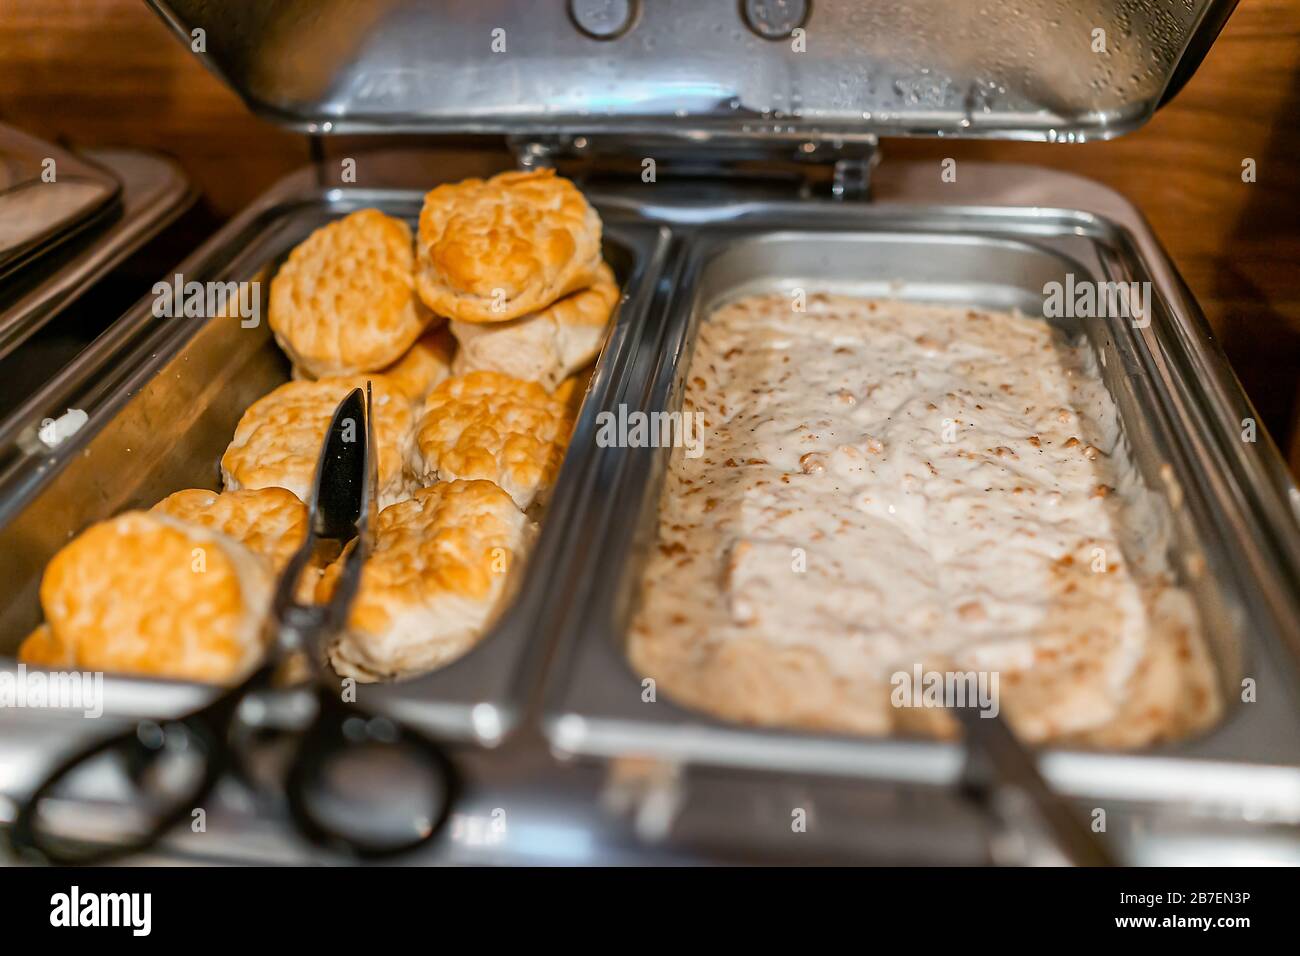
0 168 669 748
544 197 1300 823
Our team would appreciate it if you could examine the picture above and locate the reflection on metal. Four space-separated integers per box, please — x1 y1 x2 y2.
742 0 810 41
568 0 638 41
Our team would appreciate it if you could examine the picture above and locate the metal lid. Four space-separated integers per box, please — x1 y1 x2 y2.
0 125 120 281
147 0 1235 142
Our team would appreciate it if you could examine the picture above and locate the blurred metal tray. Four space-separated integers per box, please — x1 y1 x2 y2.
0 124 120 284
0 148 192 362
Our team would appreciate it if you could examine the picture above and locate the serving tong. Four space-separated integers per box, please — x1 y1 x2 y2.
953 705 1115 866
11 385 458 864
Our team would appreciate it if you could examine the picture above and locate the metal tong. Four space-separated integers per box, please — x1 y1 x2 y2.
12 385 458 864
954 704 1115 866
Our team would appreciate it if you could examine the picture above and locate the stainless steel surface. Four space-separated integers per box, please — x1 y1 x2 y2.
543 187 1300 827
144 0 1236 141
0 124 120 280
0 172 668 749
0 149 194 362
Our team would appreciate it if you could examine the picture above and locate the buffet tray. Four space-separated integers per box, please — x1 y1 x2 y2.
543 197 1300 823
0 172 669 745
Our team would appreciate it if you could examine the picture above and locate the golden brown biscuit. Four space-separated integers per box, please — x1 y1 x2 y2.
17 624 69 669
450 261 617 391
291 326 457 404
412 371 569 510
24 512 273 683
373 325 456 402
325 480 531 681
152 487 308 573
416 169 603 323
270 209 434 378
221 376 415 510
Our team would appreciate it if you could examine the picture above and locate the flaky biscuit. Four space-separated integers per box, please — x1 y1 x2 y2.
374 325 456 402
416 169 603 323
325 480 530 681
291 325 457 403
412 371 569 510
451 261 617 391
23 512 273 683
152 487 308 572
221 376 415 510
270 209 433 378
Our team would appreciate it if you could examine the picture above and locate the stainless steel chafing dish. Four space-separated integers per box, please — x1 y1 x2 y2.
3 0 1298 865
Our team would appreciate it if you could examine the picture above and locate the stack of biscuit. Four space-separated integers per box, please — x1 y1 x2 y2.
323 169 613 680
22 170 617 685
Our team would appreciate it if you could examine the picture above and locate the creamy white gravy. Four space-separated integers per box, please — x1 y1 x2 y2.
628 293 1220 746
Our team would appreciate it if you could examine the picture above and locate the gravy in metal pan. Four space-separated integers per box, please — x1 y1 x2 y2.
629 292 1220 747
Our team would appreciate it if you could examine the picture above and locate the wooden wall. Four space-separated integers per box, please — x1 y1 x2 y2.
1 0 1298 468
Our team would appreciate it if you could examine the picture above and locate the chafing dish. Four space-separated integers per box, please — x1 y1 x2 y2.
3 0 1296 865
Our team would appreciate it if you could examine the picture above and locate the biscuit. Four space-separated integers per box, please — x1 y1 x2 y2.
450 261 617 391
412 371 569 510
291 325 457 404
325 480 530 681
17 624 69 669
373 325 456 402
416 169 603 323
221 376 415 510
22 512 273 683
152 487 308 572
270 209 433 378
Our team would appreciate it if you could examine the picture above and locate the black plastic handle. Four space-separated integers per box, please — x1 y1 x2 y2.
9 712 228 865
283 689 459 861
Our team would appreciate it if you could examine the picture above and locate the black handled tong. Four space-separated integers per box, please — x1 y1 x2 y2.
12 385 458 864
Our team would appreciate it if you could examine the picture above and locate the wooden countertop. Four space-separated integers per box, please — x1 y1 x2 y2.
1 0 1297 471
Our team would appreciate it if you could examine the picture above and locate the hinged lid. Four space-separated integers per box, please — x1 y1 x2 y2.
148 0 1235 143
